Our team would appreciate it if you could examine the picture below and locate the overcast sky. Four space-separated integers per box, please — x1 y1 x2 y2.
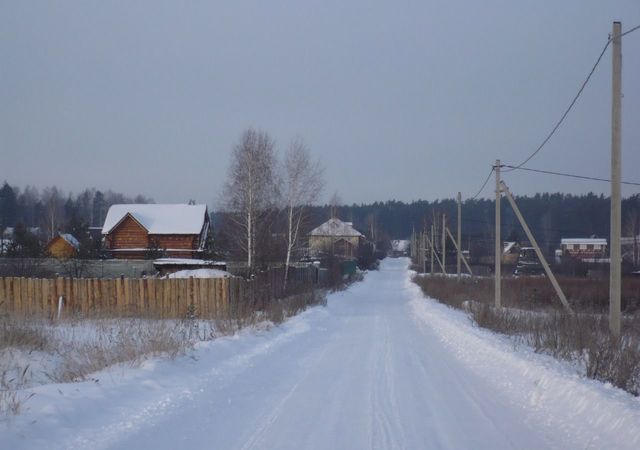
1 1 639 207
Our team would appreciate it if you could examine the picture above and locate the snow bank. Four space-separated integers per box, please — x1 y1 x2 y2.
406 269 640 449
166 268 231 279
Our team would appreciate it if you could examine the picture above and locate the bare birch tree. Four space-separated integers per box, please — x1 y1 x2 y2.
222 129 279 273
42 187 64 240
329 192 342 219
282 138 324 288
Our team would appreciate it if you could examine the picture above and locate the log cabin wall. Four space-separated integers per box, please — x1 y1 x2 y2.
46 237 77 259
107 215 149 250
155 235 196 250
105 213 207 259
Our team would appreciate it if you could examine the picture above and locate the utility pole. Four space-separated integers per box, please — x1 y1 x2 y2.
457 192 462 279
495 160 502 308
442 213 447 273
610 21 622 337
502 181 572 313
411 225 416 261
425 230 446 273
430 224 434 274
423 228 427 273
446 227 474 275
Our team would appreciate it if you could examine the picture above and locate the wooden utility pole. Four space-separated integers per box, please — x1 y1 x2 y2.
423 229 427 273
430 224 434 274
411 225 416 261
425 231 446 273
502 181 572 313
446 227 473 275
457 192 462 279
610 21 622 337
442 214 447 273
495 160 502 308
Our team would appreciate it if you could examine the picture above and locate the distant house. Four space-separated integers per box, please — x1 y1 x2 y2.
102 204 210 259
502 241 521 264
0 228 12 255
46 233 80 258
309 218 364 258
560 238 607 260
390 240 410 257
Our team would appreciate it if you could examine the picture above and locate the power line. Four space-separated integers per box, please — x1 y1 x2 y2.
469 166 495 200
503 164 640 187
505 38 611 171
620 23 640 38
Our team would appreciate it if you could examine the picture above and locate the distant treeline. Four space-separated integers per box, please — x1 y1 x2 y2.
3 179 640 256
0 182 153 238
300 193 640 254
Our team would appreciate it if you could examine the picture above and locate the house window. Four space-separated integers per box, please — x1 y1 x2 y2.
587 244 594 251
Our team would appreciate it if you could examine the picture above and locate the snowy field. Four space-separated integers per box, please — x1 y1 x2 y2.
2 258 640 449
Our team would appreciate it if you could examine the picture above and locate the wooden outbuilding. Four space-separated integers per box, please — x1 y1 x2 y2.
309 218 364 259
46 233 80 258
102 204 210 259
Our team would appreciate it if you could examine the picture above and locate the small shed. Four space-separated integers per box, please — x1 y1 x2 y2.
46 233 80 258
502 241 521 264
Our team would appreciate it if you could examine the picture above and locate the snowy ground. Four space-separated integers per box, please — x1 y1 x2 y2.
2 258 640 449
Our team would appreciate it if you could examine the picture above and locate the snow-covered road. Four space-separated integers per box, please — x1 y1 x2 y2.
4 258 640 449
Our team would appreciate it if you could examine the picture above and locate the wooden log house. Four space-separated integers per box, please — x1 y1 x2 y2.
102 204 210 259
45 233 80 258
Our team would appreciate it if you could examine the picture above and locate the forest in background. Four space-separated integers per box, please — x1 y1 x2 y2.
3 180 640 259
301 192 640 257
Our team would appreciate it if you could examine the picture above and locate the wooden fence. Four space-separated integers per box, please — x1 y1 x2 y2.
0 266 318 319
0 276 244 318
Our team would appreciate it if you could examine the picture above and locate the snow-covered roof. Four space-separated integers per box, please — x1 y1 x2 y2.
309 218 363 237
391 240 409 252
561 238 607 246
503 241 518 254
102 204 208 235
60 233 80 249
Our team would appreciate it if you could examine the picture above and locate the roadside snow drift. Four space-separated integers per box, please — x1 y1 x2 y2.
2 258 639 449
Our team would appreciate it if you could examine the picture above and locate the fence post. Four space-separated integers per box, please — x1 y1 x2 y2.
57 295 64 320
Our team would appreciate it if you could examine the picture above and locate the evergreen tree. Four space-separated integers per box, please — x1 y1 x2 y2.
0 182 18 229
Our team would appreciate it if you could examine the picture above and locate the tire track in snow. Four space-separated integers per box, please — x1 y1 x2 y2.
370 312 407 450
236 323 344 450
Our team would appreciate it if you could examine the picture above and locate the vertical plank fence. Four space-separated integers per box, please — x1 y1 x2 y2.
0 265 319 319
0 276 235 319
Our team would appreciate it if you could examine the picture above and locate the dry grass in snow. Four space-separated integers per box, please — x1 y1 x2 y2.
413 274 640 396
0 289 327 419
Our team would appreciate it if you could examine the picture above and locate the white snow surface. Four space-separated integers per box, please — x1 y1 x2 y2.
390 239 409 252
166 268 231 279
3 258 639 449
59 234 80 249
101 204 207 235
309 218 363 237
561 238 607 246
153 258 226 266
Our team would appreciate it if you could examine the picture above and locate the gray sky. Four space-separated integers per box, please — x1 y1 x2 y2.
1 1 639 206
